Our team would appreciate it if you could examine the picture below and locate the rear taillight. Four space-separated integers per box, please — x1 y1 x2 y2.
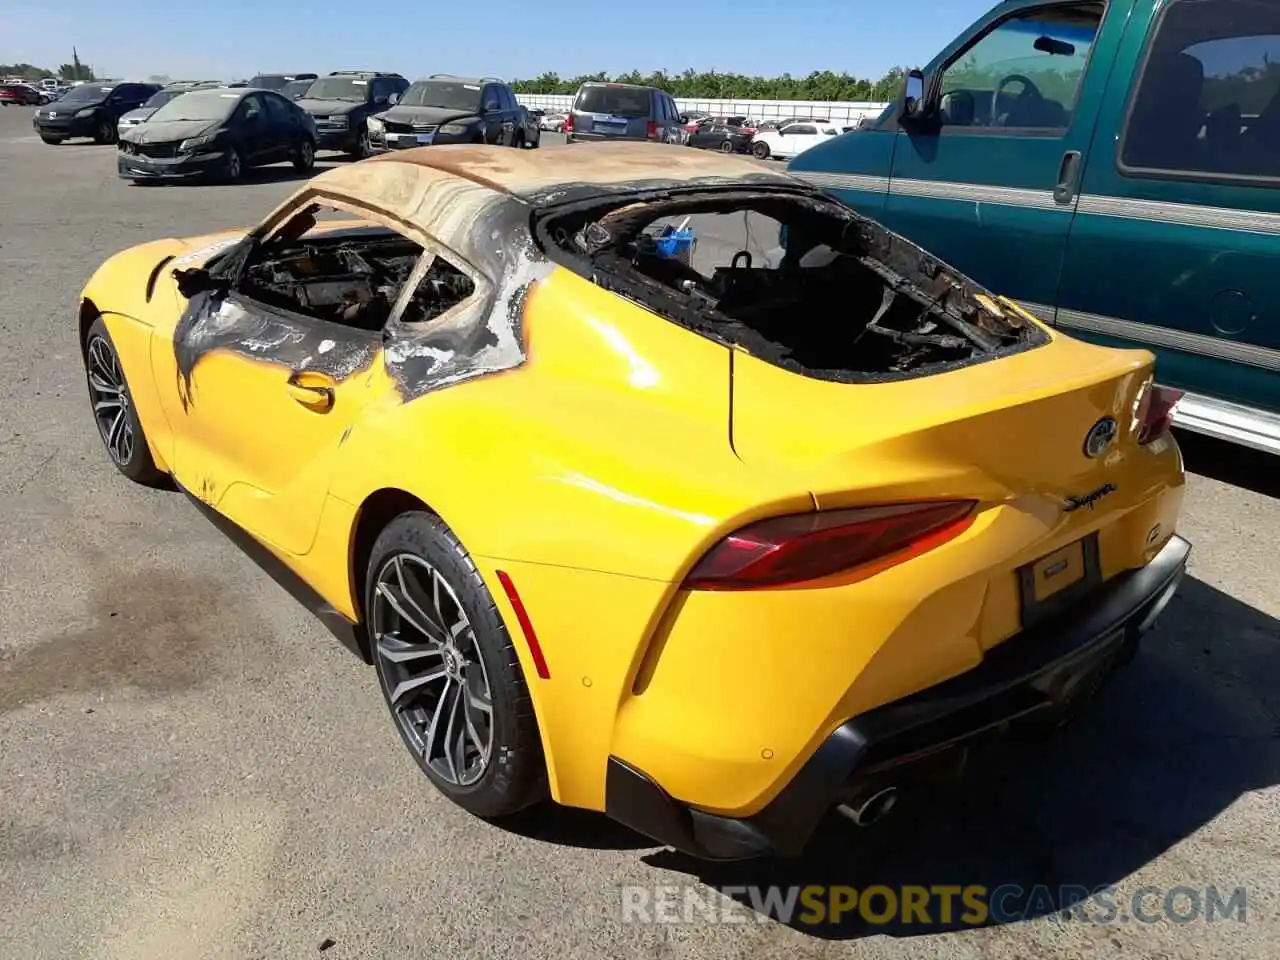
1136 384 1183 444
646 119 658 139
563 113 574 133
684 501 977 590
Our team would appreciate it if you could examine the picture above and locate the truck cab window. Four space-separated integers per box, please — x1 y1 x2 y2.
937 3 1103 130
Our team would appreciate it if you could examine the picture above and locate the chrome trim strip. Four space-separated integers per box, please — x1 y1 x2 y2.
1076 194 1280 237
1173 392 1280 456
1054 307 1280 374
890 177 1069 212
790 171 890 193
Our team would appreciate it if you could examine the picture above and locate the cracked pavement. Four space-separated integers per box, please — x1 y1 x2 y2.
1 108 1278 959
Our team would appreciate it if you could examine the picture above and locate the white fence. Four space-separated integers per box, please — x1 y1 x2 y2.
515 94 889 128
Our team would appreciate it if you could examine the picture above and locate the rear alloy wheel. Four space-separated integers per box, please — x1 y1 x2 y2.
752 140 771 160
93 119 116 144
367 512 546 819
293 137 315 171
719 139 735 153
84 317 166 486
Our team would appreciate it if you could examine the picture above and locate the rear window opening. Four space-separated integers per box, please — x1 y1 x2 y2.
533 189 1048 382
574 85 651 117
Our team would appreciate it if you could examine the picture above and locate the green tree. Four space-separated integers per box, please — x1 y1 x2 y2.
57 62 96 82
0 63 54 82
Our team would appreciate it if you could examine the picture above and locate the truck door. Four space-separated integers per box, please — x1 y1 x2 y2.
1056 0 1280 453
881 0 1131 309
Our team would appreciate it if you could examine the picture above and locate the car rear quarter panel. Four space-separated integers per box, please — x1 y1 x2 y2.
327 267 815 582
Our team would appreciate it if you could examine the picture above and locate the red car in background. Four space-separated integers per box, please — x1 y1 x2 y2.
0 84 42 106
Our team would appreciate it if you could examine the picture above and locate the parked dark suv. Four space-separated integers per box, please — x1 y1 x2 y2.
369 75 526 152
33 81 161 144
247 72 318 92
295 70 409 158
564 82 683 144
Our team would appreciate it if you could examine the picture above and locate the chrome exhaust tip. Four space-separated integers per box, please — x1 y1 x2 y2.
837 787 899 827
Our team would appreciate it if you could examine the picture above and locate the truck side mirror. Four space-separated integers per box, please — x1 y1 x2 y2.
900 69 928 122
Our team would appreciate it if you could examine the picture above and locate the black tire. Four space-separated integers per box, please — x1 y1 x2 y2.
83 316 166 486
350 125 371 160
92 118 116 144
293 137 315 171
752 140 770 160
223 146 245 182
40 134 64 145
719 139 735 154
512 132 524 149
366 511 547 819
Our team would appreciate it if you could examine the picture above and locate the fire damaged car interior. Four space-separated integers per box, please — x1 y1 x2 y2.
534 187 1049 381
202 208 478 333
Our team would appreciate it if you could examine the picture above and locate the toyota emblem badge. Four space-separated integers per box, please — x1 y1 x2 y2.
1084 417 1119 458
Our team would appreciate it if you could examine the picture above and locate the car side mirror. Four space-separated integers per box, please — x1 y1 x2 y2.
900 69 929 123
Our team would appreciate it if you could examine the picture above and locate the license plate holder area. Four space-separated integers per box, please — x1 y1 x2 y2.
1017 532 1102 629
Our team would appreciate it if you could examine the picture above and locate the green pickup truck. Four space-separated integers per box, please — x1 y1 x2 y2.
787 0 1280 455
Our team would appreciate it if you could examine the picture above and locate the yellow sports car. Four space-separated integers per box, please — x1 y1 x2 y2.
79 143 1190 860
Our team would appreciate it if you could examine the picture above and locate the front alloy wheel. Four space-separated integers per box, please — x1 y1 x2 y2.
94 119 116 144
353 126 371 159
225 147 244 182
84 317 165 485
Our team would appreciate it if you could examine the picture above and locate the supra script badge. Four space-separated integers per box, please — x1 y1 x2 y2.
1064 483 1117 512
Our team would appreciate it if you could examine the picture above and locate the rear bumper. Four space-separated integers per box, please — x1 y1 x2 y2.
604 534 1191 860
565 132 646 143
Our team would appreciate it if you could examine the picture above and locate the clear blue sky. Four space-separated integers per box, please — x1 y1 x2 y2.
3 0 991 83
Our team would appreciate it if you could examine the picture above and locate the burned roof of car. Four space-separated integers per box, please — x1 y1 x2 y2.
258 144 807 253
353 142 798 200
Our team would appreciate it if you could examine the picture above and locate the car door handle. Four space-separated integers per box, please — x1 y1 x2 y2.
285 370 335 411
1054 150 1083 204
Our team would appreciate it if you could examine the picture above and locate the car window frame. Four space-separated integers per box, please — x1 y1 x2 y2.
929 0 1108 139
261 90 293 124
238 92 266 124
224 189 491 338
1115 0 1280 187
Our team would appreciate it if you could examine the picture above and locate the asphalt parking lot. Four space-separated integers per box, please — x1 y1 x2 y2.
1 105 1278 960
